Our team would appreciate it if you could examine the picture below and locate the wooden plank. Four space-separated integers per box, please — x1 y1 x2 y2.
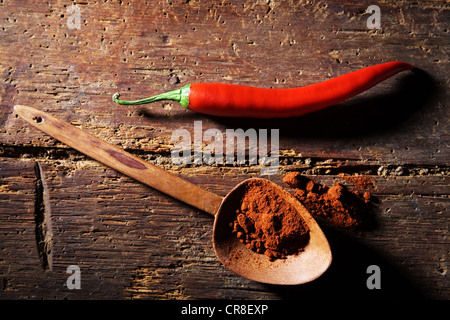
0 0 448 165
0 158 448 299
0 0 448 300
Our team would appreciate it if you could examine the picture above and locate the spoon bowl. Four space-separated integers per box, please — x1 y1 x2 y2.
213 178 331 285
14 105 332 285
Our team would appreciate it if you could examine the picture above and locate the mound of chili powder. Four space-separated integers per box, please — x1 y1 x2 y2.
283 172 374 232
231 180 310 261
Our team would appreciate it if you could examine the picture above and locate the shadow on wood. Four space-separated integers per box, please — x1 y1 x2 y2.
264 226 428 299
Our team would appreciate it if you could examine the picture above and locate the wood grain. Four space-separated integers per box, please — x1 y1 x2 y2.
0 0 448 299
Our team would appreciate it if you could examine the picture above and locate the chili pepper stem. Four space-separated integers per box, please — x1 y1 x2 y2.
112 83 191 109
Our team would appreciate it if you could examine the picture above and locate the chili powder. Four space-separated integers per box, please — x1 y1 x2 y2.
231 180 310 261
283 172 374 232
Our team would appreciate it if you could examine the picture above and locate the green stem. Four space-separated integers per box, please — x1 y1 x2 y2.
112 84 191 109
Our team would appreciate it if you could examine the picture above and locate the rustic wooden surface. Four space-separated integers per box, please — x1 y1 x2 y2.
0 0 448 300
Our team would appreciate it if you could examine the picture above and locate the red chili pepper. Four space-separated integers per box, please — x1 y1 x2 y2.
113 61 413 119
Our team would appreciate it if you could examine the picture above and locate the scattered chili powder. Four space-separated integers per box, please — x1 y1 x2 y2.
231 180 310 261
283 172 375 232
341 174 375 192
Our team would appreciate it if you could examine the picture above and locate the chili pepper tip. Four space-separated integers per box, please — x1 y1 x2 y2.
112 92 121 103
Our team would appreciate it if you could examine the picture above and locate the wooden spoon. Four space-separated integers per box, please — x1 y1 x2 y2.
14 105 332 285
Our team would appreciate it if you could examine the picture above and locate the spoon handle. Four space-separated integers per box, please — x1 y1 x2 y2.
14 105 223 215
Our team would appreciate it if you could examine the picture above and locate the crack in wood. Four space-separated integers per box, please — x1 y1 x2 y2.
33 161 53 271
2 144 449 178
